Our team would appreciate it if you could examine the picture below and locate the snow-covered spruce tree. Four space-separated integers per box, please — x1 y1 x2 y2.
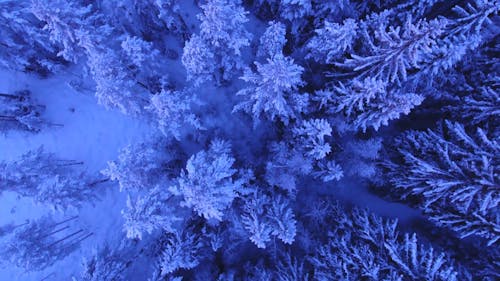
333 78 424 132
30 0 92 64
310 0 357 24
169 139 251 221
338 0 498 85
335 137 382 179
181 34 216 86
420 0 499 78
274 252 310 281
240 253 310 281
102 139 178 193
338 17 446 86
32 0 161 115
303 0 497 133
120 35 160 71
257 21 287 59
79 246 130 281
145 89 202 140
104 0 185 44
122 186 180 240
306 18 357 64
85 46 150 115
0 217 88 272
265 119 342 190
265 141 313 193
292 118 332 160
118 35 169 95
312 160 344 183
0 0 60 74
0 147 98 211
385 121 499 245
278 0 312 22
0 90 46 132
241 192 297 249
453 77 499 127
276 0 312 39
234 54 308 125
444 50 499 128
183 0 252 84
293 119 345 183
309 203 463 281
156 231 203 277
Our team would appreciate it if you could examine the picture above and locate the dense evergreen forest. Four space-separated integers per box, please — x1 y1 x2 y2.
0 0 498 280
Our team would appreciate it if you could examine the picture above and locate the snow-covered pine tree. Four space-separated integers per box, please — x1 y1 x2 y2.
451 77 499 128
420 0 499 78
32 0 160 115
337 1 498 86
312 160 344 182
306 18 357 63
183 0 252 84
169 139 250 221
0 0 60 74
120 35 160 71
265 194 297 245
338 16 446 85
277 0 312 39
309 203 462 280
233 54 308 125
385 121 499 245
79 246 130 281
102 139 177 193
198 0 252 61
257 21 287 59
0 147 98 211
1 216 88 272
279 0 312 22
0 90 45 132
332 78 424 132
336 137 382 179
265 119 342 188
146 89 202 140
104 0 185 44
30 0 92 64
156 231 203 276
292 118 332 160
444 49 499 128
310 0 356 25
154 0 184 34
122 186 180 240
182 34 216 86
306 1 497 134
275 253 310 281
241 192 297 248
85 46 150 115
265 141 313 193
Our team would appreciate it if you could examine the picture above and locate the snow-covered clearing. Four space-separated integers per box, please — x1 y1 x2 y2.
0 69 150 280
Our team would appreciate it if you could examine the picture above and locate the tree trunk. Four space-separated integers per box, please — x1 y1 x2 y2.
47 229 84 248
41 226 70 239
0 93 22 100
51 215 79 228
88 177 110 187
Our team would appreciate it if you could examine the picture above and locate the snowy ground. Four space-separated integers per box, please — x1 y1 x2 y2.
0 69 151 280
